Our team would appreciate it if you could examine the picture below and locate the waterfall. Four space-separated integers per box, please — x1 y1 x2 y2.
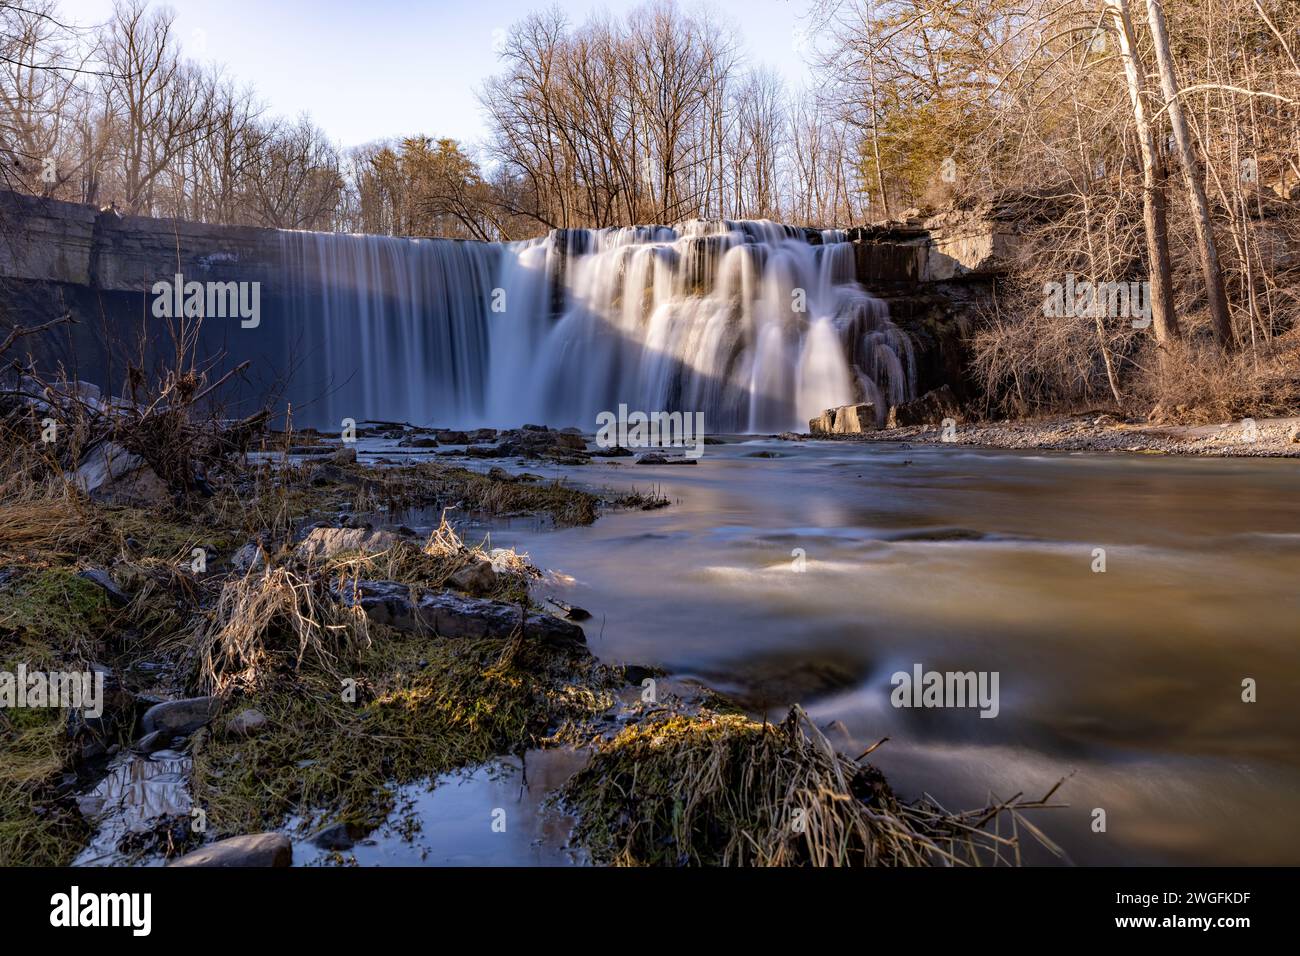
278 221 913 432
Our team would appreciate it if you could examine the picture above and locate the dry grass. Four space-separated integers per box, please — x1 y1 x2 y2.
564 706 1065 867
196 566 371 696
1141 333 1300 424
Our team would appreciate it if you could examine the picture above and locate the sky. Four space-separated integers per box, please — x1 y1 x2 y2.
57 0 820 153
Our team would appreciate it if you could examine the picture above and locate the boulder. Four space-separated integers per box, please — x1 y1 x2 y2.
887 385 961 428
72 441 170 506
809 403 878 435
295 526 399 563
434 430 469 444
141 696 221 736
329 445 357 465
168 833 292 868
338 580 585 649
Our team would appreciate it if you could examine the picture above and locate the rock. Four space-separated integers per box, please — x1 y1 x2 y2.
486 466 515 482
446 558 499 596
330 445 357 465
295 526 399 563
591 446 633 457
226 708 268 738
168 833 292 868
522 423 548 432
307 463 359 486
338 580 586 649
553 432 587 450
470 428 497 441
230 541 267 574
71 441 170 506
398 436 439 448
1289 424 1300 444
777 432 806 441
76 567 130 606
809 403 877 435
622 664 657 685
311 821 367 851
131 729 169 754
434 430 468 444
887 385 961 428
141 696 221 736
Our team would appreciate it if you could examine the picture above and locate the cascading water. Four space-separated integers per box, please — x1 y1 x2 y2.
278 221 914 432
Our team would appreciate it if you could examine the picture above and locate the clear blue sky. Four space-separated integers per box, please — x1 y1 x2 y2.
59 0 818 152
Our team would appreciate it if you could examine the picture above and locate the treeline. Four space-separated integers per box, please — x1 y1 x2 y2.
478 3 863 228
809 0 1298 418
0 0 866 237
0 0 495 236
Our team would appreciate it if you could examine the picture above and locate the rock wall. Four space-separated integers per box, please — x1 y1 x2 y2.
0 190 285 293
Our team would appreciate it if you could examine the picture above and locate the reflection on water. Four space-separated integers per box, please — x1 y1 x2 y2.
425 438 1300 865
294 749 588 866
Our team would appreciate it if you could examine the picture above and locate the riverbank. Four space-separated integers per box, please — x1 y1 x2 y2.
1 406 1061 867
835 413 1300 457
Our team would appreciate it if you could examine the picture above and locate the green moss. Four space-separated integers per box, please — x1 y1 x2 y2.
0 568 113 651
191 630 617 837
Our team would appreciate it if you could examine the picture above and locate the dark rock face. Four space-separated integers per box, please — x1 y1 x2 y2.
887 385 962 427
140 696 221 736
168 833 292 867
337 580 585 649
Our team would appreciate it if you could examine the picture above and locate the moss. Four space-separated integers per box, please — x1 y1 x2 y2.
0 711 86 866
0 568 113 650
562 707 1062 867
192 630 617 837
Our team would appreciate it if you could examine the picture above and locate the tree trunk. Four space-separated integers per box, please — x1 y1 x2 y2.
1105 0 1180 344
1143 0 1234 349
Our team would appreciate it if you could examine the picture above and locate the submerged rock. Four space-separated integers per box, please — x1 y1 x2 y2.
169 833 292 867
311 821 368 851
338 580 585 649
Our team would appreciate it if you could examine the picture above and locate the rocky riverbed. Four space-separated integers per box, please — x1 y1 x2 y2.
818 413 1300 457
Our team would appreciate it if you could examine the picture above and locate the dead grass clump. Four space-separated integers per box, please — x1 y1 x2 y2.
564 706 1064 867
1141 333 1300 424
323 514 535 604
196 566 371 695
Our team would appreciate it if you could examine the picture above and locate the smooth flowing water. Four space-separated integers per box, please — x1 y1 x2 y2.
425 439 1300 866
278 221 911 432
